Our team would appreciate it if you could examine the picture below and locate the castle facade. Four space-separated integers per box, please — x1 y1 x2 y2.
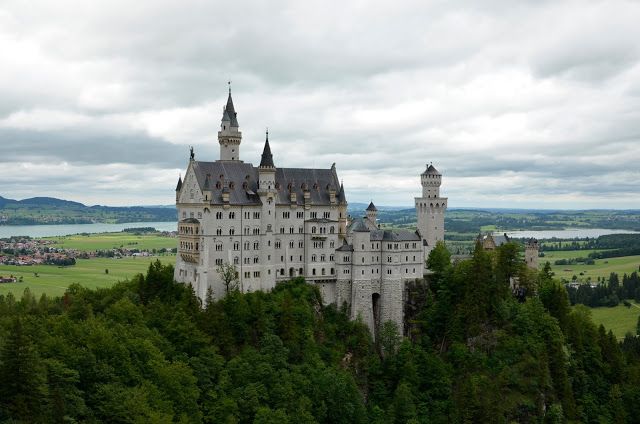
174 91 447 335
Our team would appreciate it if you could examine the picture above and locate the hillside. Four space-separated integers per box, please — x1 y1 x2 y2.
1 248 640 422
0 196 176 225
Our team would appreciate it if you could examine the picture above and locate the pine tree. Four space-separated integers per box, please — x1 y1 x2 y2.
0 316 47 421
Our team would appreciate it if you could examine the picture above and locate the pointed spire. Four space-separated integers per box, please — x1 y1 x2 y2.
175 174 183 191
338 181 345 202
223 86 239 128
366 201 377 212
259 129 275 168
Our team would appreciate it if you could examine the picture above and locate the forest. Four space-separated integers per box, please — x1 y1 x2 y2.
1 243 640 423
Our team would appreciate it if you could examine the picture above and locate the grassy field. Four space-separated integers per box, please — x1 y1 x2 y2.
44 232 177 252
589 301 640 339
0 256 173 298
543 250 640 281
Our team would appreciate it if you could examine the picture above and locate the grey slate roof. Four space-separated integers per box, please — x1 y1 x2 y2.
190 161 344 206
259 134 274 168
175 176 182 191
370 229 421 242
336 242 354 252
423 164 440 175
366 201 377 212
348 218 370 232
338 182 346 204
222 92 239 127
493 233 510 246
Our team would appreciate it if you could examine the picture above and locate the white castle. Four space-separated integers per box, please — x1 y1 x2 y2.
174 90 447 335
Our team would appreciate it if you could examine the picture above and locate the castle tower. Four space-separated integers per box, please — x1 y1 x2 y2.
525 238 539 270
337 182 348 239
258 131 277 291
365 202 378 228
218 88 242 161
415 163 447 262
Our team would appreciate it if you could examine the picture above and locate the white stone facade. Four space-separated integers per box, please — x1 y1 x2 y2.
174 91 446 337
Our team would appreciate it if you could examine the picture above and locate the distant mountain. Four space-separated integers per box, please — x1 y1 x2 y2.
0 196 177 225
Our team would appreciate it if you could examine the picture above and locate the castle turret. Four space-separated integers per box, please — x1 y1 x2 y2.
366 201 378 228
258 130 277 290
337 182 348 239
525 238 539 270
218 88 242 161
175 175 182 202
415 163 447 263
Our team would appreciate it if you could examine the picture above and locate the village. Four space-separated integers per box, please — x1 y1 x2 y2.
0 233 178 284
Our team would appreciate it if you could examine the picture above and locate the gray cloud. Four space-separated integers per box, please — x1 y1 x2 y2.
1 0 639 208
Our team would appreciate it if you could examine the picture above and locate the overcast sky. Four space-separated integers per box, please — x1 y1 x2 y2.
1 0 639 209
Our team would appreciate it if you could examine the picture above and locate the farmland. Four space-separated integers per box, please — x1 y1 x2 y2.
44 232 176 252
589 301 640 338
0 256 173 298
543 250 640 282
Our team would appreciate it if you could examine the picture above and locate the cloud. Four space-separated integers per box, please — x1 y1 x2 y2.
1 0 639 208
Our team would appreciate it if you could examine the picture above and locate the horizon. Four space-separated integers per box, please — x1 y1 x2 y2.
3 194 640 213
1 1 639 209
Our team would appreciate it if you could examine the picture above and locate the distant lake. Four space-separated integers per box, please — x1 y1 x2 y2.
0 221 177 238
505 228 639 240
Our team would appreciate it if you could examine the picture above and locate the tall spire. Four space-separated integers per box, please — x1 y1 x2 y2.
259 129 275 168
222 87 239 128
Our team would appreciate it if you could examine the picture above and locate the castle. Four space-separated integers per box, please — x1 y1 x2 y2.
174 90 446 335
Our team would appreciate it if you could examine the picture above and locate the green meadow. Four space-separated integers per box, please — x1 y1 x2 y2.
589 301 640 339
0 256 173 298
44 232 177 252
543 250 640 281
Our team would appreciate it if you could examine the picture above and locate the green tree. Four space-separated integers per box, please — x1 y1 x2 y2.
0 317 48 421
217 261 240 294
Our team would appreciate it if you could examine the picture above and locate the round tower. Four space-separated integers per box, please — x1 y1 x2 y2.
218 87 242 161
415 163 447 262
366 201 378 228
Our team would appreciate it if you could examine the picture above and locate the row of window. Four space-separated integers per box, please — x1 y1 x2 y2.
279 267 335 277
182 210 336 221
180 241 199 251
274 240 335 249
179 225 199 235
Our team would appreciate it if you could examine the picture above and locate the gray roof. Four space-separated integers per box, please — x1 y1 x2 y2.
337 182 346 204
259 134 275 168
370 229 421 242
348 218 370 232
190 161 344 206
175 176 182 191
222 92 239 127
336 242 354 252
493 234 510 246
366 201 377 212
423 164 440 175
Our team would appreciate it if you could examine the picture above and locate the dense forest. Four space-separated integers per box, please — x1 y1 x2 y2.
1 243 640 423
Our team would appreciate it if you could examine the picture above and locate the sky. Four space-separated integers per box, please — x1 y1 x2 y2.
1 0 639 209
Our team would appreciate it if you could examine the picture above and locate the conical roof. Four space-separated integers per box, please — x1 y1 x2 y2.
259 132 275 168
175 175 182 191
222 91 239 127
424 163 440 175
366 201 377 212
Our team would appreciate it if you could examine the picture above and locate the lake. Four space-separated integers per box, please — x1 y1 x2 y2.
505 228 639 240
0 221 177 238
